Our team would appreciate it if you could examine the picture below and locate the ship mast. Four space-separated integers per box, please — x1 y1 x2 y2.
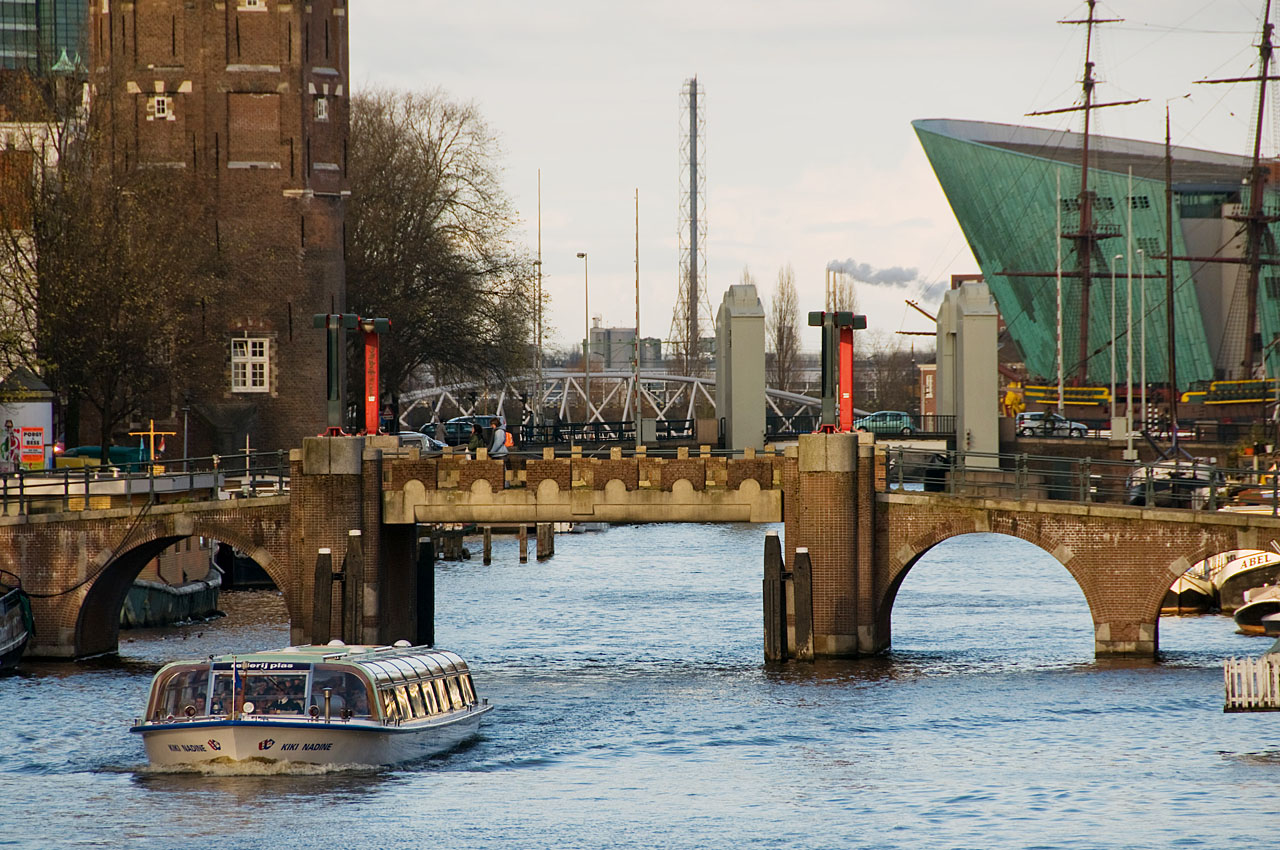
1027 0 1147 384
1196 0 1280 378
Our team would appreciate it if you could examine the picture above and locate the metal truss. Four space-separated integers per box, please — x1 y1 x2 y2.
397 369 822 432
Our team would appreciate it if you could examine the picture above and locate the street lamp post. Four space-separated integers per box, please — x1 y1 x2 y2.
576 252 590 426
533 259 543 431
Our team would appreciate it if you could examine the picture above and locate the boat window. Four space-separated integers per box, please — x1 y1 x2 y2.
154 666 209 719
308 667 372 717
394 686 412 720
433 678 450 711
381 689 399 722
210 673 235 715
418 681 439 714
445 675 464 709
406 681 427 717
244 672 308 715
459 674 475 705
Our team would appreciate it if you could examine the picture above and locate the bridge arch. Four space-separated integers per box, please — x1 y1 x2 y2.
74 515 293 659
883 517 1111 655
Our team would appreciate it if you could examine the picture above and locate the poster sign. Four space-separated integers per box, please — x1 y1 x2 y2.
21 427 44 469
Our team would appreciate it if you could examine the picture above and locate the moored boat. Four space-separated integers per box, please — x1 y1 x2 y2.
130 642 492 767
1234 585 1280 635
0 570 33 672
1215 550 1280 613
1161 571 1216 615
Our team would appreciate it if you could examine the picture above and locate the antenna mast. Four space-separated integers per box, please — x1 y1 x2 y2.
671 76 711 375
1026 0 1146 383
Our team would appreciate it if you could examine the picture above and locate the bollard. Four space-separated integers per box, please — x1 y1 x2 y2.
344 530 363 645
416 537 435 647
483 526 492 565
792 547 814 661
311 548 334 644
519 525 528 563
763 532 786 661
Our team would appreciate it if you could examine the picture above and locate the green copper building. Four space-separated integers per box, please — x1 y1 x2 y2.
914 118 1278 390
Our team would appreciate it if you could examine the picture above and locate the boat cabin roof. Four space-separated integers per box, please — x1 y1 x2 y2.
161 643 470 682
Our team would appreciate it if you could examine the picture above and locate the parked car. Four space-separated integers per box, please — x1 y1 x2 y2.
397 432 446 455
427 415 506 447
852 411 916 436
1015 411 1088 438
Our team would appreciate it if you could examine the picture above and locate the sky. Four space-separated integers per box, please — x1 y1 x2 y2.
350 1 1275 355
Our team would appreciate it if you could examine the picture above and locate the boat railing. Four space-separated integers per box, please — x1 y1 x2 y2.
1224 655 1280 711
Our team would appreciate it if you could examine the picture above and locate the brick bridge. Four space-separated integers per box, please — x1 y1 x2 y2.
3 433 1277 660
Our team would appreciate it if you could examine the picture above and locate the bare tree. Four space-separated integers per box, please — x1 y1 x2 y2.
832 270 858 315
346 88 535 395
767 263 801 392
860 331 920 413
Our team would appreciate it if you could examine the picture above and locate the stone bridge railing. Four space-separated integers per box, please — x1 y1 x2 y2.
380 445 785 524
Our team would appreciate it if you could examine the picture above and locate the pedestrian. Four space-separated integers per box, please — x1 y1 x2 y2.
466 423 484 458
490 418 510 486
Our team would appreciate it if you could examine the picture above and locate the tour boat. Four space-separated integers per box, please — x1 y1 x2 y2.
130 642 492 767
1234 585 1280 636
0 570 32 672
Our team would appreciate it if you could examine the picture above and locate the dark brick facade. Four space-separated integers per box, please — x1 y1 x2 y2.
94 0 349 453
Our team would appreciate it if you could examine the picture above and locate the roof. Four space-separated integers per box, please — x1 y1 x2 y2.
912 118 1252 188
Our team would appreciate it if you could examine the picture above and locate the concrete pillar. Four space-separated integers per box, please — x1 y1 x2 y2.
714 283 766 452
937 282 999 466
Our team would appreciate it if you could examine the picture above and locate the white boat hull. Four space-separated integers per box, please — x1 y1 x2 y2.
133 704 491 768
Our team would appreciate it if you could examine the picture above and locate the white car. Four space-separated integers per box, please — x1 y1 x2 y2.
1015 411 1088 438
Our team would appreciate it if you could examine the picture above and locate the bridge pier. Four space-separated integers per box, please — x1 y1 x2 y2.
780 432 888 658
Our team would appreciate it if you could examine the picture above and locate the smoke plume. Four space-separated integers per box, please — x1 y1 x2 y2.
826 258 918 287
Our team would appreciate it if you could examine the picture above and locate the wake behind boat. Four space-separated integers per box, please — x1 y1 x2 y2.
130 642 492 768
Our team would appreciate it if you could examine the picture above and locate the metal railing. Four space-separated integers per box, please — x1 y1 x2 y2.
0 450 290 516
882 446 1280 514
517 419 695 447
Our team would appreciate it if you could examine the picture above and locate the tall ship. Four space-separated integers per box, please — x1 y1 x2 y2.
915 1 1280 429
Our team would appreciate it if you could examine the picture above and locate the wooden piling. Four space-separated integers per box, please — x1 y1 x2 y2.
311 548 333 645
763 532 786 661
518 525 528 563
793 547 814 661
536 522 554 560
483 526 492 565
416 537 435 647
344 530 363 645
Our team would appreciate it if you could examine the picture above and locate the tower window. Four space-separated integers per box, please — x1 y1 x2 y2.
231 337 271 392
314 95 328 122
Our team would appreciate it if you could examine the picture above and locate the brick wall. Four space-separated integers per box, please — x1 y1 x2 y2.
94 0 349 454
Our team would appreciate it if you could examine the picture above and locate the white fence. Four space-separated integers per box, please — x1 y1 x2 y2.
1224 655 1280 711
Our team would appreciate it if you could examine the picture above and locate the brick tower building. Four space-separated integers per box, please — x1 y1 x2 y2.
92 0 348 453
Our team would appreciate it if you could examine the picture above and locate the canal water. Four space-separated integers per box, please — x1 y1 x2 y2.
2 524 1278 849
